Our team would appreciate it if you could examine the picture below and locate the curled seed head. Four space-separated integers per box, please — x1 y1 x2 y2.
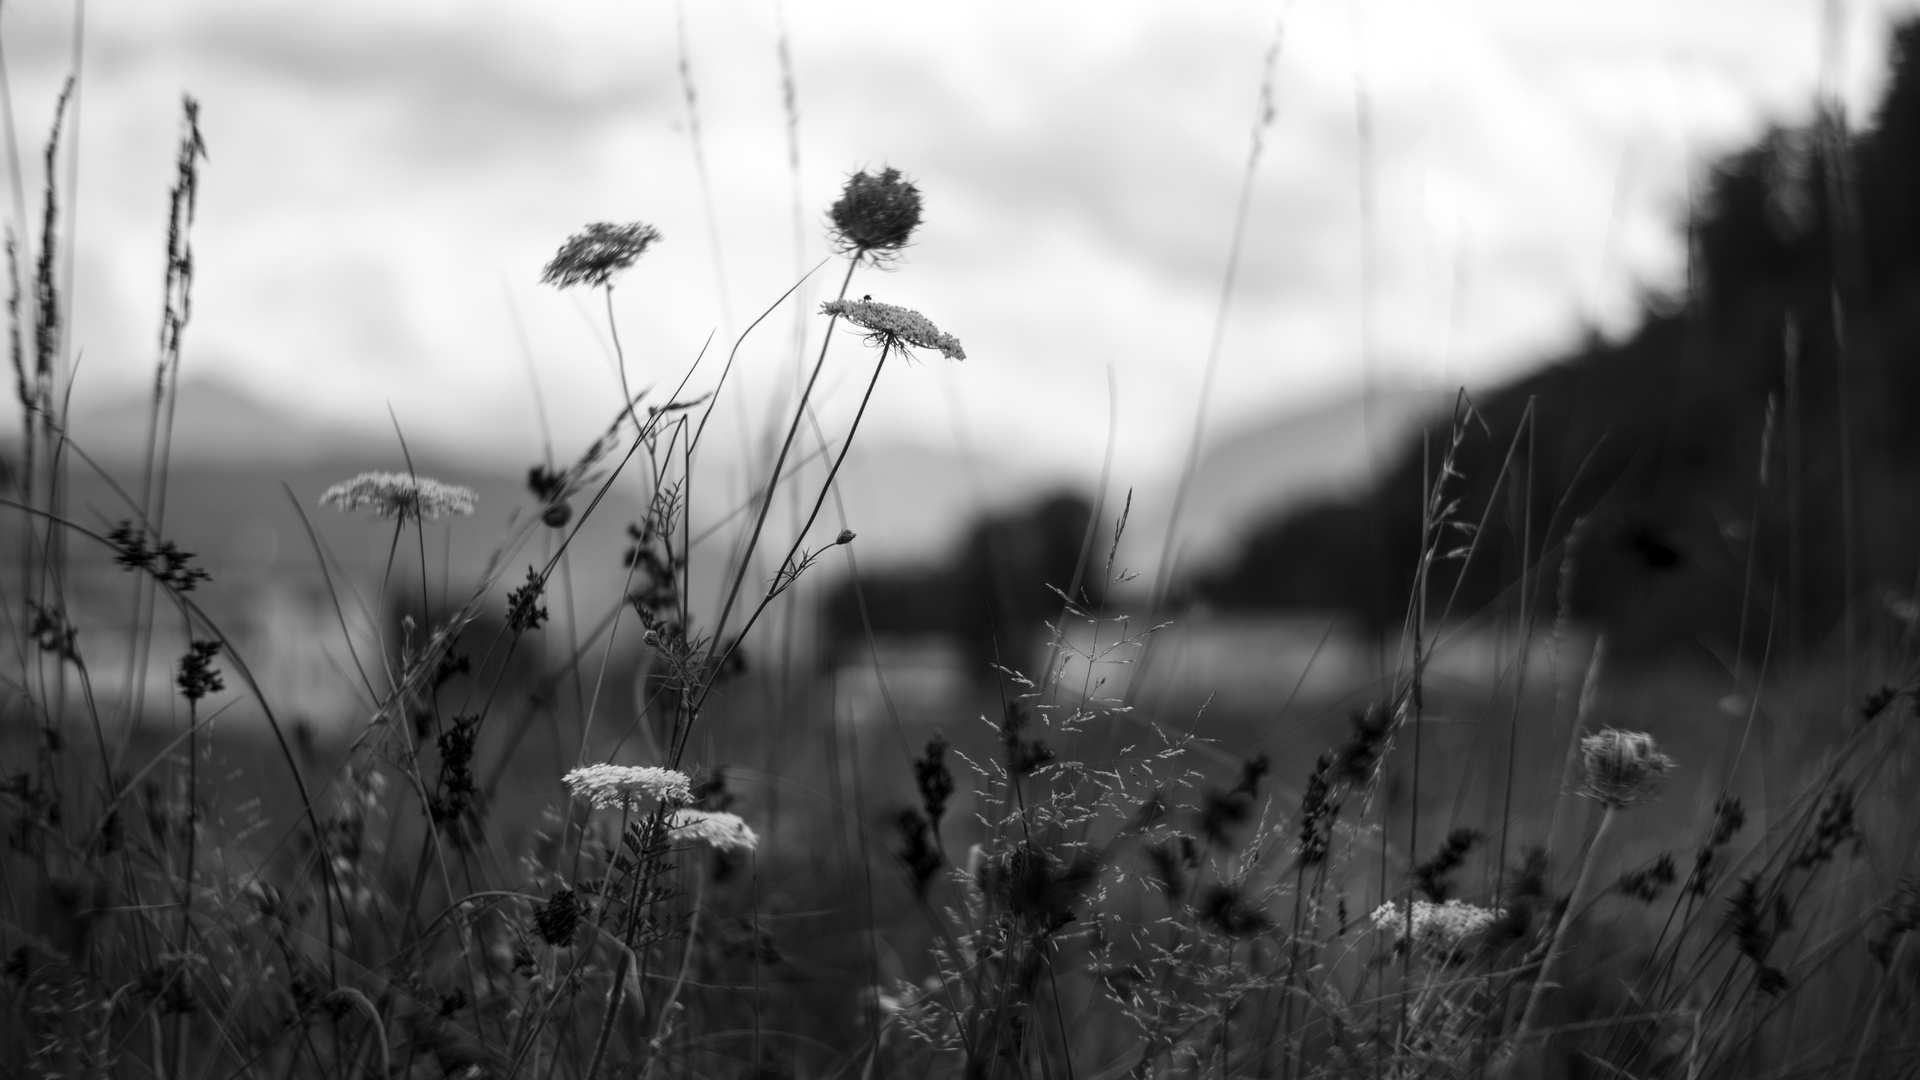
1578 728 1676 809
540 222 662 290
828 168 922 259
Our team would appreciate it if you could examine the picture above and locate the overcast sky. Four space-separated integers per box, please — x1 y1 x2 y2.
7 0 1920 496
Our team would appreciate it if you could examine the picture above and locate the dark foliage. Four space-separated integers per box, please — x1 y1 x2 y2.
1413 828 1481 902
1198 24 1920 662
822 492 1098 679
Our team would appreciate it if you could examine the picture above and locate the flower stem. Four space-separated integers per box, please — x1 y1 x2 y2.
709 257 858 646
1510 805 1618 1058
680 342 888 761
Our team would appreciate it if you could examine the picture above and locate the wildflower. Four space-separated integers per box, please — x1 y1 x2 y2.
1577 728 1676 808
1371 898 1501 954
320 472 478 521
532 887 581 947
820 298 965 360
540 221 662 290
828 167 921 258
561 764 692 810
668 809 759 853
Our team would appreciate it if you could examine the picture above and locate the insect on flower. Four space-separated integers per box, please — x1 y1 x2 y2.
820 298 965 361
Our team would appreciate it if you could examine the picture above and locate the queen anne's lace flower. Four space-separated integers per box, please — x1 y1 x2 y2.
1578 728 1677 808
820 298 965 360
562 764 692 810
540 222 662 290
1371 899 1501 954
828 168 921 258
668 809 759 853
319 472 478 521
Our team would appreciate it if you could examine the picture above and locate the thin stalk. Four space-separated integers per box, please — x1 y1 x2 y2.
682 339 888 756
1508 805 1618 1064
710 257 857 644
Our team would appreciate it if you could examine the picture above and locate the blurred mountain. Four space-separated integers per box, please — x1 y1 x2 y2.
1198 19 1920 666
63 377 373 467
1155 385 1442 567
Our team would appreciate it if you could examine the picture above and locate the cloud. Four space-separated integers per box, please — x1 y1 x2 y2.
10 0 1920 494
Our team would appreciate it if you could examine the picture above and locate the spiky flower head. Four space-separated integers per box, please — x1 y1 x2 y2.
668 809 759 853
820 298 964 360
320 472 478 521
828 167 921 259
1578 728 1677 809
561 764 692 810
1371 899 1501 954
541 222 662 290
532 887 580 947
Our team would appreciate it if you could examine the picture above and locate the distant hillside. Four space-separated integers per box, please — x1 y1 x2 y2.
1198 20 1920 666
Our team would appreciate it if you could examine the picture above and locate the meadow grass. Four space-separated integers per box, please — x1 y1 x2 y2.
3 58 1920 1080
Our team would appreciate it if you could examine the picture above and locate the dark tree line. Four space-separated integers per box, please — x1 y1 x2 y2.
822 493 1101 678
1197 21 1920 664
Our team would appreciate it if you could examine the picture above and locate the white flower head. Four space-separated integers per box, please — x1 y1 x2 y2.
562 764 692 810
668 809 759 853
821 298 965 360
1578 728 1677 809
1371 899 1502 954
320 472 478 521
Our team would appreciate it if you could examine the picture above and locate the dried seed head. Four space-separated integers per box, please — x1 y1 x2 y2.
820 298 965 360
320 472 478 521
828 167 921 258
1578 728 1676 809
540 221 662 290
533 887 580 946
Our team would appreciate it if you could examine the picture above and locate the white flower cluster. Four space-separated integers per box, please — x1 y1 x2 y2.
319 472 478 521
1371 899 1501 953
668 809 759 853
1578 728 1676 808
821 298 965 360
561 764 692 810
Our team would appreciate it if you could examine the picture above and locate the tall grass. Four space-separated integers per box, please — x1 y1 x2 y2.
3 45 1920 1080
